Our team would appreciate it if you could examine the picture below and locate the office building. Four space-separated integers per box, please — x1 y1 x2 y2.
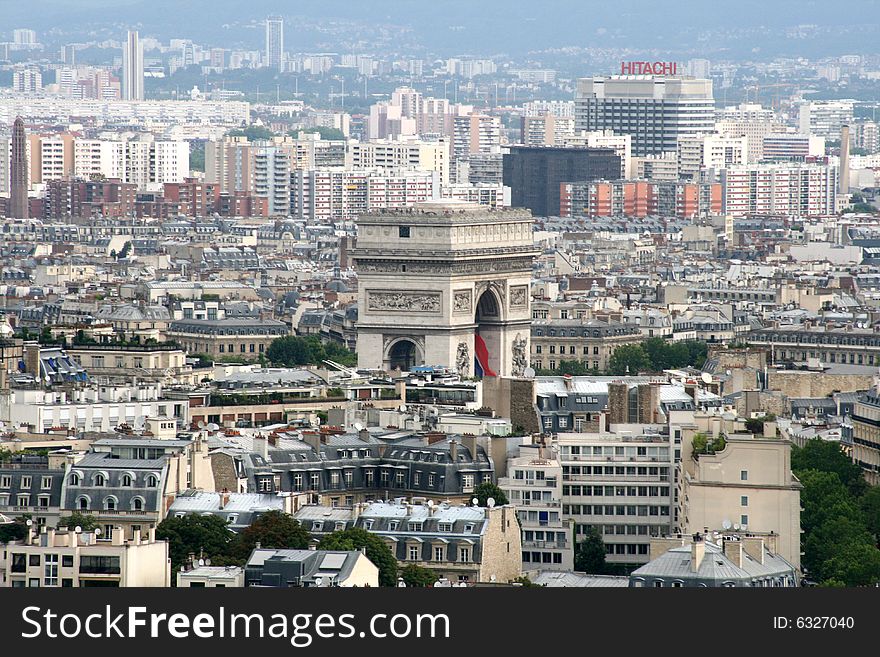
502 146 621 217
9 117 28 219
560 180 722 219
266 16 284 72
498 443 574 572
851 392 880 486
797 100 854 139
575 75 715 156
12 68 42 94
121 30 144 101
720 163 838 217
761 132 825 162
677 133 747 180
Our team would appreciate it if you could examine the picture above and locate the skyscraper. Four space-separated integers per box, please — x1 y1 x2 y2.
575 75 715 157
266 16 284 72
10 117 29 219
122 30 144 101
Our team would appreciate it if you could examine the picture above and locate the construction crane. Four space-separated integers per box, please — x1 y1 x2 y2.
747 82 800 109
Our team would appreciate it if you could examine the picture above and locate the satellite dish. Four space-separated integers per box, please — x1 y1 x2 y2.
95 527 102 535
25 519 33 526
487 497 496 508
523 367 536 378
701 372 712 384
721 519 732 530
354 422 364 432
433 580 443 587
427 500 434 507
198 421 206 429
733 523 741 531
472 497 479 506
207 423 220 431
399 404 407 413
490 574 496 582
205 558 211 566
74 526 82 534
198 558 205 567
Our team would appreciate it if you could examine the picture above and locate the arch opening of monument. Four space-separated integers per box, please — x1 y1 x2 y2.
474 289 502 377
387 338 421 372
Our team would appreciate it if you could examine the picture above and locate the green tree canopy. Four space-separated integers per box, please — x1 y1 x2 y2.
574 526 607 574
399 564 439 587
228 125 275 140
155 514 236 581
293 126 346 140
607 344 651 375
793 439 867 497
318 528 397 586
859 485 880 543
0 518 28 543
233 510 310 559
744 414 776 435
472 481 509 507
57 512 99 532
691 432 726 456
266 335 357 368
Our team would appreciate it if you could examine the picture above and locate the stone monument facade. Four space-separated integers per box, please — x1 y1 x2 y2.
353 201 537 377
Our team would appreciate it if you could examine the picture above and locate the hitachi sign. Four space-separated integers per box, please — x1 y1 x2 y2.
620 61 679 75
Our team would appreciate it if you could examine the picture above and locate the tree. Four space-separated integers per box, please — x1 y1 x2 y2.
745 414 776 435
0 518 27 543
400 564 438 587
574 526 607 574
57 513 99 532
155 514 236 581
118 241 132 260
318 528 398 586
233 510 310 559
511 575 542 587
691 432 726 455
228 125 275 140
189 142 205 172
472 481 509 507
266 336 356 368
293 126 346 140
607 344 651 375
792 439 867 497
859 485 880 544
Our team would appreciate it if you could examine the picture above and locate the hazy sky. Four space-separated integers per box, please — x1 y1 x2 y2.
4 0 880 58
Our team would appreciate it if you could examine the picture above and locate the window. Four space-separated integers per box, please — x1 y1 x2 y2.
146 474 159 487
438 523 452 532
741 515 748 526
41 477 53 490
121 474 132 487
741 496 748 507
62 555 73 567
78 496 89 511
428 473 435 487
105 497 117 511
11 553 26 572
408 546 420 561
740 470 748 481
79 556 121 575
0 476 10 489
133 498 144 512
458 547 470 562
433 546 445 561
21 476 32 489
462 474 474 490
69 473 80 486
93 474 105 487
44 554 59 586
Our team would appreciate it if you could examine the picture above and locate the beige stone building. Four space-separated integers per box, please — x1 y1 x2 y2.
679 430 802 569
0 526 170 587
851 392 880 486
65 343 197 385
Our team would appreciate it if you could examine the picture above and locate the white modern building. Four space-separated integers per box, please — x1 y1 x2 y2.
122 30 144 101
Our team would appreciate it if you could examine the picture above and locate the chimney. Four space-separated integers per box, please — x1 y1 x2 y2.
690 534 706 573
742 537 765 565
253 435 269 459
358 428 370 442
763 421 777 438
449 439 458 461
111 526 124 546
461 434 477 460
723 538 744 568
562 374 573 391
302 431 322 454
220 490 230 509
148 527 156 543
133 528 142 546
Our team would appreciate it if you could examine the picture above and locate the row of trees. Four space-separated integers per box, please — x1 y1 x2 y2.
792 439 880 586
607 338 708 375
537 339 709 377
266 335 358 368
